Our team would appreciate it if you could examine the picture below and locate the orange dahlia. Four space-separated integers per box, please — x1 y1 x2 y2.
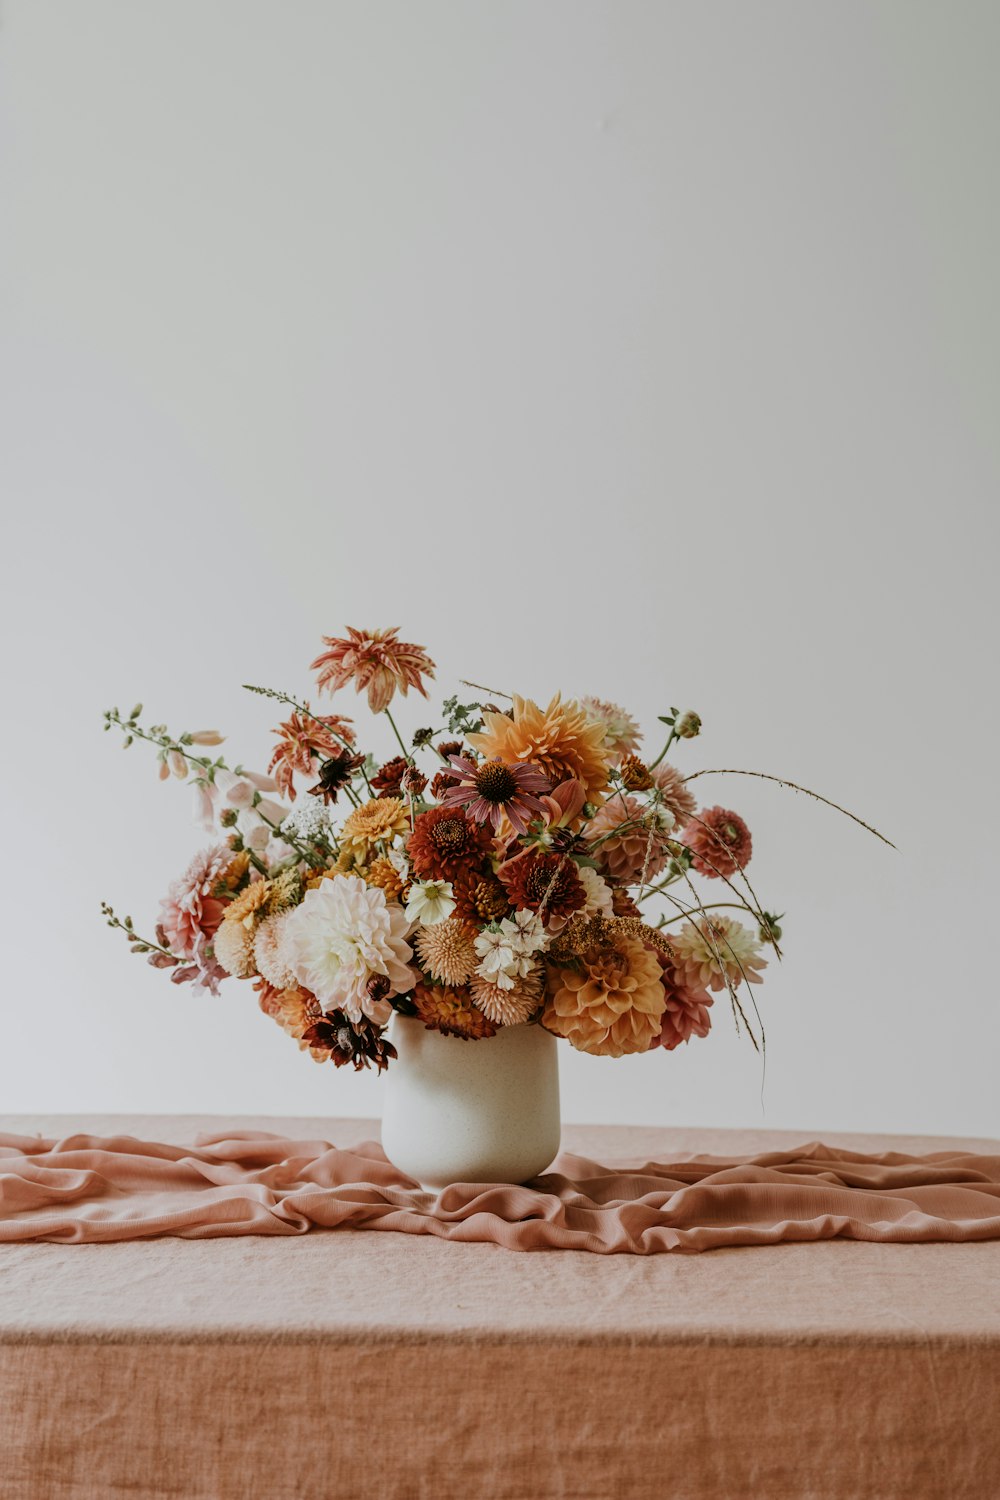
312 627 435 714
542 936 666 1057
467 695 611 808
412 982 497 1040
267 707 356 801
340 797 409 858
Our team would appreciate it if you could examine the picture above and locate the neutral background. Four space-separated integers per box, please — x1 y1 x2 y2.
2 2 997 1134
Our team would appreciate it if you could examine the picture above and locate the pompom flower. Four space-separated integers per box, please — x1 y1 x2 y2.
668 916 767 992
586 794 675 886
214 915 258 978
542 936 666 1057
650 763 697 828
580 697 643 764
407 806 494 882
468 695 611 808
312 627 436 714
282 874 415 1024
414 917 479 986
681 807 753 879
412 982 497 1040
267 708 356 801
438 756 550 835
405 879 456 926
253 911 298 990
340 797 409 859
158 845 231 959
470 962 545 1027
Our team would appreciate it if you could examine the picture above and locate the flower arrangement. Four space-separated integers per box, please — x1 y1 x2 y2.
101 627 890 1073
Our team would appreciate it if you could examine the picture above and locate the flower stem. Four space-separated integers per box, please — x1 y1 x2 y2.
383 708 411 761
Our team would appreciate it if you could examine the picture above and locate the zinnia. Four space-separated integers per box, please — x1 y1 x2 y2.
542 936 666 1057
681 806 753 879
312 627 436 714
498 851 588 925
467 695 611 808
282 874 415 1024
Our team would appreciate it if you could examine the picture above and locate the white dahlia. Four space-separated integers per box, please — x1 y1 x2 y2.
580 696 642 764
283 874 415 1024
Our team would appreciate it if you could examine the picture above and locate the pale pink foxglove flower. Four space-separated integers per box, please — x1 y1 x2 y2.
168 750 188 779
189 730 225 746
192 780 217 831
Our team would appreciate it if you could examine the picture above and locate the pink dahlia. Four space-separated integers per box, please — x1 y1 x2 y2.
682 806 752 879
650 763 697 828
438 755 550 835
586 794 673 885
159 845 232 959
648 951 714 1051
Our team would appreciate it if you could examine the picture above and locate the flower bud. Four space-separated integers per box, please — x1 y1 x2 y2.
676 712 701 740
189 729 225 746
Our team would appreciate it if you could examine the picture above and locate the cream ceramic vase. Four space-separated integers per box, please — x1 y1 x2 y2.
380 1015 561 1189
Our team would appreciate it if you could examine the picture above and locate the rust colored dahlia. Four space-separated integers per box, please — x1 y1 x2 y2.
470 963 545 1027
586 794 673 886
412 982 497 1040
371 756 409 796
467 695 611 808
650 763 697 828
414 917 479 986
341 797 409 858
312 627 436 714
267 708 356 801
681 806 753 878
499 851 587 923
407 806 494 882
542 936 666 1057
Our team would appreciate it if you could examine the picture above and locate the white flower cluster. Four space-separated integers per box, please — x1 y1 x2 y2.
281 800 331 842
473 910 547 991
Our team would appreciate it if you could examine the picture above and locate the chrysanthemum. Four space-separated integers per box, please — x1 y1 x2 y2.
470 962 545 1026
340 797 409 859
282 874 415 1024
407 806 494 882
158 845 232 959
542 936 666 1057
267 707 356 801
586 794 674 886
312 627 436 714
371 755 409 797
681 806 753 879
213 915 258 978
438 755 550 835
467 695 611 808
649 954 715 1052
412 982 497 1040
365 854 410 903
498 851 588 925
253 911 298 990
650 763 697 828
668 915 767 993
580 697 643 764
415 917 479 986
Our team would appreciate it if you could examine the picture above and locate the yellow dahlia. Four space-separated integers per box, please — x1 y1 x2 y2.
340 797 409 858
542 936 666 1057
414 917 478 986
412 982 497 1040
467 694 611 808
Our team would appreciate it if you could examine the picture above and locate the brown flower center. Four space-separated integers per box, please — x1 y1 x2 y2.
431 816 469 854
526 863 570 906
473 760 519 804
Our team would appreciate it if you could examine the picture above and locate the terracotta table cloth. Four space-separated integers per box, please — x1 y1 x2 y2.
2 1116 999 1499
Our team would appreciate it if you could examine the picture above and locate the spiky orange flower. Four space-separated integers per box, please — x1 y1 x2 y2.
312 627 436 714
412 982 497 1040
467 695 611 808
267 707 356 801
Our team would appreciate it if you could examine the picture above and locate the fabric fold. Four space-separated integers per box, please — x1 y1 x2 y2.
1 1131 999 1253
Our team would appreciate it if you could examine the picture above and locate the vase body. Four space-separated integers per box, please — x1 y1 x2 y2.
381 1015 561 1189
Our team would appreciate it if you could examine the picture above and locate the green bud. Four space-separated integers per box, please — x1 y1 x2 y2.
129 703 142 721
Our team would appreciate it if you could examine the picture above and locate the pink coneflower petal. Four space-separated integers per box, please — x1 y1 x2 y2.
439 757 550 835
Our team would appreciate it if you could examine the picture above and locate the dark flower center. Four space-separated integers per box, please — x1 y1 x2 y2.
474 760 519 804
526 863 571 905
431 816 469 854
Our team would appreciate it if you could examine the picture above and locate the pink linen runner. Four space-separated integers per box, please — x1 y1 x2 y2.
2 1130 999 1252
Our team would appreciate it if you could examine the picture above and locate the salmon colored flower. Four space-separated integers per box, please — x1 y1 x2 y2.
268 707 356 801
312 627 436 714
542 936 666 1057
682 807 753 879
412 982 497 1040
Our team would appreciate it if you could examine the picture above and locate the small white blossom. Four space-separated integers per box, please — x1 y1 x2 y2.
405 879 455 927
473 911 546 990
282 800 331 842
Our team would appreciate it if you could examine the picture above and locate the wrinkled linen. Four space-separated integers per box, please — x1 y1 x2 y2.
2 1128 1000 1251
3 1118 1000 1500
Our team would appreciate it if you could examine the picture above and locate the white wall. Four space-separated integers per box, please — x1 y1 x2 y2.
2 1 997 1135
